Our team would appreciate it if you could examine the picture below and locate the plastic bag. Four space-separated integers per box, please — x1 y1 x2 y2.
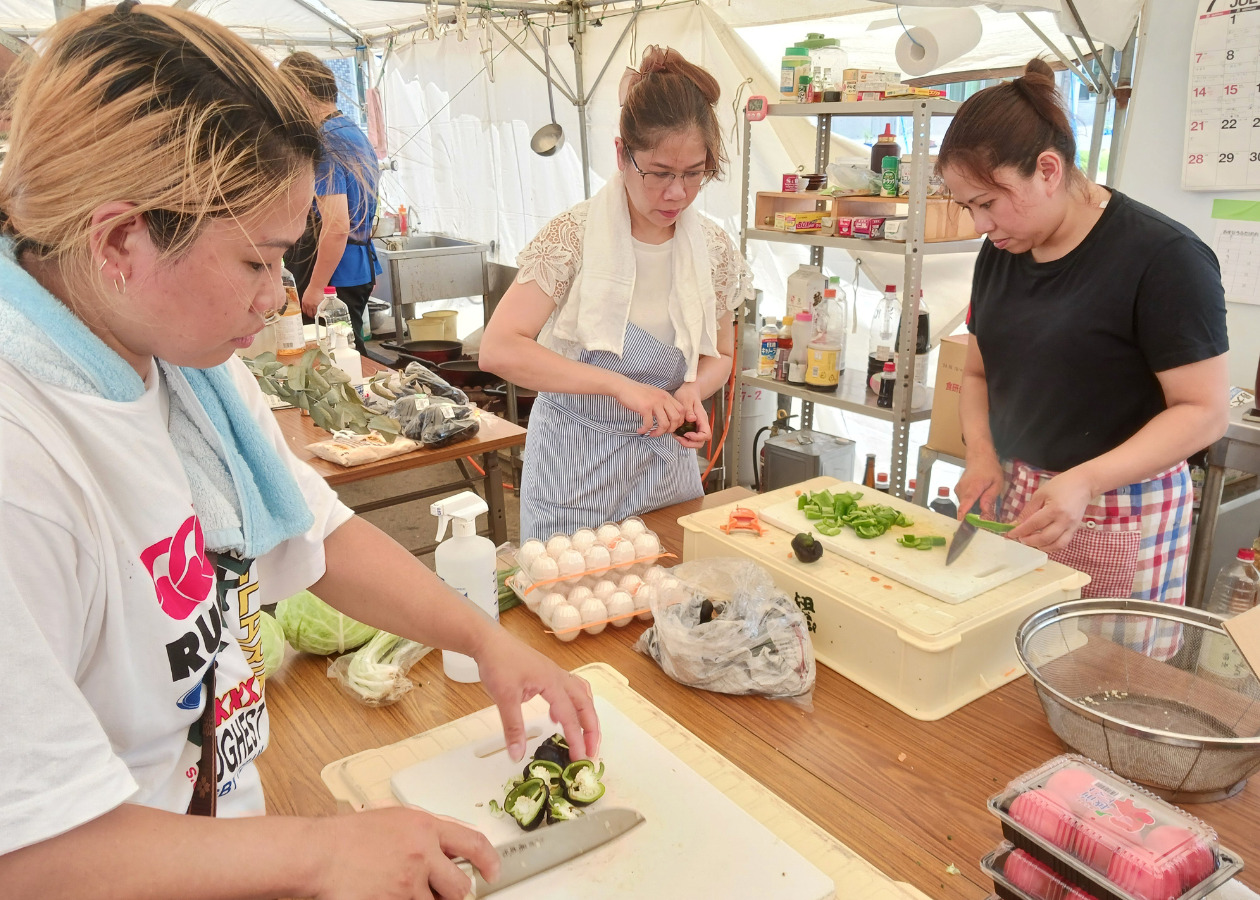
306 430 422 467
326 631 432 707
824 161 881 196
397 361 468 405
393 394 481 447
634 558 815 708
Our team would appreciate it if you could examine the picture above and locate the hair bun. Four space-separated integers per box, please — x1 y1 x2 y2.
634 44 720 107
1022 57 1056 84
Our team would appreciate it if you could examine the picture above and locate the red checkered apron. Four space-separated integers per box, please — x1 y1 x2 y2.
999 459 1193 659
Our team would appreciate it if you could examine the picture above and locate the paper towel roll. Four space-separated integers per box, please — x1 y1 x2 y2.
894 8 983 78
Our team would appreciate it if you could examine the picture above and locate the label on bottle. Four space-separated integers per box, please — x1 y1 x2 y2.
880 160 899 198
914 351 929 387
788 361 807 383
759 337 778 375
275 314 306 356
805 346 840 389
1199 631 1248 681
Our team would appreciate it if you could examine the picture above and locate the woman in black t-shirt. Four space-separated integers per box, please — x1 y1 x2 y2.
936 58 1229 611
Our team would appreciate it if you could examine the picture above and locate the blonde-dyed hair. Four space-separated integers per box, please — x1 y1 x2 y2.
0 1 322 297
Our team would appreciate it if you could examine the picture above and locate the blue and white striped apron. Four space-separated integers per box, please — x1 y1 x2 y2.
519 323 703 541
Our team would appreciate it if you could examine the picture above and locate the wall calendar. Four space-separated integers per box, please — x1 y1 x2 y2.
1184 0 1260 190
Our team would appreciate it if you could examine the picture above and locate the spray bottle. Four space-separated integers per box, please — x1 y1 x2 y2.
432 491 499 684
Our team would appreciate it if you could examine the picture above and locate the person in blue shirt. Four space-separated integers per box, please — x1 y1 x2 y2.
278 52 381 353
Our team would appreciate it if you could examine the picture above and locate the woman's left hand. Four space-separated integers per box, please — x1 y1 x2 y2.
672 384 711 449
474 628 601 763
1005 468 1095 552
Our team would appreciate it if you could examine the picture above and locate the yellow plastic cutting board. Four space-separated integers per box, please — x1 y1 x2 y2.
759 479 1047 604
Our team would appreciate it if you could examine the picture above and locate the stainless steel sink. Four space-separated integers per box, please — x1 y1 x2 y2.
372 233 490 339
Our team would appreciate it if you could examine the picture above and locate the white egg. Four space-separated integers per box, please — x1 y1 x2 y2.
516 539 547 572
583 544 611 572
610 539 636 566
596 523 622 546
569 528 597 554
556 549 586 578
618 573 644 596
635 584 656 621
591 579 618 602
642 565 668 586
656 576 684 604
523 586 545 613
618 517 647 542
551 603 582 641
632 533 661 558
579 597 609 635
545 534 572 558
538 593 568 626
530 555 559 583
567 585 594 607
606 590 636 626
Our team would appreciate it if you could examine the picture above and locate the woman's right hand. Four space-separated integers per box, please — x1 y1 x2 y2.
312 807 499 900
955 452 1004 520
614 377 685 437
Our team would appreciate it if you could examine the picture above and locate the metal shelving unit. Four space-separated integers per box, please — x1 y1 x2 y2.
728 97 970 499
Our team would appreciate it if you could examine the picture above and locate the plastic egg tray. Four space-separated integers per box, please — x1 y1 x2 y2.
509 519 678 641
987 755 1244 900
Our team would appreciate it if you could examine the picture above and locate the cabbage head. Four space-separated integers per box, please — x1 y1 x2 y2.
259 611 287 677
275 590 378 655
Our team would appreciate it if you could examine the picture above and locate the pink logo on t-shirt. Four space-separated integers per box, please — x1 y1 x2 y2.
140 514 215 620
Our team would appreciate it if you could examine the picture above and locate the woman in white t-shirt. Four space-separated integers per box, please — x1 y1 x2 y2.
480 46 752 541
0 5 596 898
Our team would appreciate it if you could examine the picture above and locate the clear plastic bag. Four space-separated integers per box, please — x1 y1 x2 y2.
397 361 468 405
634 558 815 708
825 161 882 196
326 631 432 707
393 395 481 447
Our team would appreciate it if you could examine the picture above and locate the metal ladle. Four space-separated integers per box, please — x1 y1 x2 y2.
530 27 565 157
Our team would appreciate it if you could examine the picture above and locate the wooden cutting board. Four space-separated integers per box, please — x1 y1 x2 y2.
758 480 1047 605
389 694 834 900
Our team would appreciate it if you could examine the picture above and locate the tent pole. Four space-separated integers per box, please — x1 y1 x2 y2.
488 18 577 105
1085 46 1113 182
587 0 641 99
570 5 591 199
526 21 575 100
1016 12 1098 93
1107 28 1139 187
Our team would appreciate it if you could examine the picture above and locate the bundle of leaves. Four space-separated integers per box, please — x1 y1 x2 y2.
245 348 400 440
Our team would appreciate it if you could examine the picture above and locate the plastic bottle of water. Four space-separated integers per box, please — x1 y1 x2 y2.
1199 548 1259 683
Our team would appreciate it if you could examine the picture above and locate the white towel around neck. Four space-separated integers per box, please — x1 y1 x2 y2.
550 171 718 382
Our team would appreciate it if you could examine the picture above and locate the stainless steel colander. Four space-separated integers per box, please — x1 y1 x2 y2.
1016 599 1260 803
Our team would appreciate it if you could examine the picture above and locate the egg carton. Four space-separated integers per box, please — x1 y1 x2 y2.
510 563 696 641
511 518 672 595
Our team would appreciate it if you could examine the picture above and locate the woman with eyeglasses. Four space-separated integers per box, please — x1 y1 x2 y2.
0 5 598 897
480 46 752 541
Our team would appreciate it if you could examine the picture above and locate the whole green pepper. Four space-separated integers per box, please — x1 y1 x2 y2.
791 532 824 563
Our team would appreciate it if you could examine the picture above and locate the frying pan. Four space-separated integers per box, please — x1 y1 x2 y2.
382 339 462 365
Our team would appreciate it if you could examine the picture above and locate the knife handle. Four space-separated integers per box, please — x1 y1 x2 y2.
455 860 492 898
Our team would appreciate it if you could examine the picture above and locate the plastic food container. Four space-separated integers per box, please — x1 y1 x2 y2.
983 841 1100 900
509 518 673 640
987 755 1244 900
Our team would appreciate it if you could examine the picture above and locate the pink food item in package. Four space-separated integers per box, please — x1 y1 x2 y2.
991 755 1223 900
1003 847 1098 900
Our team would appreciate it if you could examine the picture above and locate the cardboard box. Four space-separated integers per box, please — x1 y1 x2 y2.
773 210 824 232
926 333 969 458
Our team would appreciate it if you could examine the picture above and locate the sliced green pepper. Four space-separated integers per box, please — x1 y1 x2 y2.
523 758 564 785
964 513 1016 534
546 794 584 824
561 759 607 806
505 777 548 830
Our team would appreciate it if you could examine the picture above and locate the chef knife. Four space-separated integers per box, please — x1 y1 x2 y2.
945 500 982 567
457 807 645 896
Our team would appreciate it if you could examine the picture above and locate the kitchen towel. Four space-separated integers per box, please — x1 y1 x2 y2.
894 7 984 77
0 237 313 558
549 170 718 382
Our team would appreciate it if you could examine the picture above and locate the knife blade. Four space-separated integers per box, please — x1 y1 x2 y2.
945 501 982 567
458 807 645 896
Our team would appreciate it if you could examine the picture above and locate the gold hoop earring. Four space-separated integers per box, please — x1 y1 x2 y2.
113 272 126 294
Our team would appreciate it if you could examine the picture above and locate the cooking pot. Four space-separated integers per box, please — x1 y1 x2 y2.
382 339 462 365
433 359 499 389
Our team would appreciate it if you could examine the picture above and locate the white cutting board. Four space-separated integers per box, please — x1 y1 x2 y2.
759 484 1047 605
390 695 834 900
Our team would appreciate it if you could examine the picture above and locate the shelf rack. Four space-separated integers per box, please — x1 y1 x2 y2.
729 98 972 499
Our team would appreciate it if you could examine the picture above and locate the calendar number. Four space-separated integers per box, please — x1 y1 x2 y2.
1223 118 1239 128
1192 120 1205 131
1195 87 1208 98
1228 49 1236 60
1254 117 1260 127
1250 152 1260 161
1220 152 1236 163
1226 84 1240 95
1189 154 1205 164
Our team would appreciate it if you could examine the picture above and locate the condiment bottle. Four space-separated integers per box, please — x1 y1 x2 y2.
758 316 779 376
870 123 901 174
275 267 306 358
875 472 890 493
867 284 900 387
805 279 844 392
929 487 958 518
775 315 794 382
862 453 877 488
876 360 896 408
787 309 812 385
780 46 811 102
880 155 899 198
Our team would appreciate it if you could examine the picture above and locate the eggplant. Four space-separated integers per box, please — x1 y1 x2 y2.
505 777 548 830
791 532 823 564
699 599 716 625
561 759 606 807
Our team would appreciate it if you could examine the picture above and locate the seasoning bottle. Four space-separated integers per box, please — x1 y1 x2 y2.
787 309 812 385
397 204 409 235
805 279 844 392
929 487 958 518
862 453 876 489
775 315 794 382
275 267 306 358
780 46 811 102
906 478 917 504
870 124 901 174
867 284 900 387
876 360 896 408
875 472 890 493
758 316 779 376
880 154 900 198
797 74 814 104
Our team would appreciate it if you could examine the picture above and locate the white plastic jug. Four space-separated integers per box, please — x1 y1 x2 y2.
786 264 825 321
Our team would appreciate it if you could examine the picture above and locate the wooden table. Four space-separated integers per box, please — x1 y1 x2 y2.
258 489 1260 900
271 362 525 546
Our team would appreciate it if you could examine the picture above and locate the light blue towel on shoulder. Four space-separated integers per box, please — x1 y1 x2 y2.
0 238 313 558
